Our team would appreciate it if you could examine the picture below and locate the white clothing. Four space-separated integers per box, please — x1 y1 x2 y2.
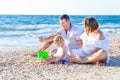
80 32 110 63
80 32 110 54
56 25 82 49
56 25 83 61
53 45 69 61
71 49 86 57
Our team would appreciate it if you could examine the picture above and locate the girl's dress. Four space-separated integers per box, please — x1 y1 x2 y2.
53 44 69 61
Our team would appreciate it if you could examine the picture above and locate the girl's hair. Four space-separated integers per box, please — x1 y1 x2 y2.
54 35 64 43
84 17 99 35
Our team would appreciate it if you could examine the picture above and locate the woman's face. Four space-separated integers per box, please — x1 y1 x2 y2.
84 17 99 35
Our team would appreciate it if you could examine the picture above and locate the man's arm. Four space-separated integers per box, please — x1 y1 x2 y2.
39 32 60 42
38 32 60 51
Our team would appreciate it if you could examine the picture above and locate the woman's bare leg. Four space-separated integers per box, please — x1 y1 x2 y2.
67 50 80 63
79 49 107 63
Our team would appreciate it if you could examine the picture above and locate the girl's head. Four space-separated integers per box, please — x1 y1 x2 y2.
84 17 99 35
54 35 64 47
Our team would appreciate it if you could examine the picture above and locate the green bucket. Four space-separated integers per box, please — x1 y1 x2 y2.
37 51 48 60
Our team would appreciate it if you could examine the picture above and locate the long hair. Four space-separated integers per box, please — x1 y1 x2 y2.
84 17 99 35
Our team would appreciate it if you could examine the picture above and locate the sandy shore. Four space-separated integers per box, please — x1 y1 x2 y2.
0 38 120 80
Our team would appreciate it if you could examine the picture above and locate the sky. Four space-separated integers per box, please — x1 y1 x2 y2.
0 0 120 15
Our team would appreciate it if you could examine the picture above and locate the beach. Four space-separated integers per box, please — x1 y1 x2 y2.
0 38 120 80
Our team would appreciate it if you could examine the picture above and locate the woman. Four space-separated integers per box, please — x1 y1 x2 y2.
68 17 110 64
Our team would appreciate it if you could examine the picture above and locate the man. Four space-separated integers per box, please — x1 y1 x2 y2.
30 14 82 57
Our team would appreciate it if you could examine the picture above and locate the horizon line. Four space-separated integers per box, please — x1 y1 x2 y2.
0 14 120 16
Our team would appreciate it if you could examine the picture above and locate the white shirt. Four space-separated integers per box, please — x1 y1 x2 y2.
56 25 82 49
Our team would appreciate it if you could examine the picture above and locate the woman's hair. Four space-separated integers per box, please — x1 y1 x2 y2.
54 35 64 43
84 17 99 35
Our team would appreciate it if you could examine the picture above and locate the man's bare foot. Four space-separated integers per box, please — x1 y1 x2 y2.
24 52 37 57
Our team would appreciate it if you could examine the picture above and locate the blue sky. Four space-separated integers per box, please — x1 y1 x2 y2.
0 0 120 15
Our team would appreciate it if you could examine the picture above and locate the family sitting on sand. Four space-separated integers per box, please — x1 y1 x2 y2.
30 14 110 64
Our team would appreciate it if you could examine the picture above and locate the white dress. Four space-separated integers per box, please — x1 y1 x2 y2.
80 32 110 54
56 25 82 49
80 32 110 63
53 44 69 61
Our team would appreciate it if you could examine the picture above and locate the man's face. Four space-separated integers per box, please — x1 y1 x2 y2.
60 19 70 30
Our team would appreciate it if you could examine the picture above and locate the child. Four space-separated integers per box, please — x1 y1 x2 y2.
46 35 69 64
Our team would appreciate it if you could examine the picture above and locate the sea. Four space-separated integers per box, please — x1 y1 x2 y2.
0 15 120 47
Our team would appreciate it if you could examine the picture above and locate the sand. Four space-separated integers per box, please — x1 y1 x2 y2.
0 38 120 80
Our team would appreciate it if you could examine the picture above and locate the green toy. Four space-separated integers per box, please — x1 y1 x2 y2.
37 51 48 60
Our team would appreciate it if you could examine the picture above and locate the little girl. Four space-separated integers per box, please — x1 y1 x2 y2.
46 35 69 64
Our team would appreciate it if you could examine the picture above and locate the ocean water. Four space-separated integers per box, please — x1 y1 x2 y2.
0 15 120 47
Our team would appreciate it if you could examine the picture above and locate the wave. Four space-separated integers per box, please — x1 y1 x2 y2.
100 23 120 29
0 22 120 31
0 24 60 31
0 24 60 38
0 26 17 31
0 23 120 38
0 23 120 47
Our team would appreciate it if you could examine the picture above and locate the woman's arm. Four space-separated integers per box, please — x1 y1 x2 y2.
86 30 104 57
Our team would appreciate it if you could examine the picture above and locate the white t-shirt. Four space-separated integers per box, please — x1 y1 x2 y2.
56 25 82 49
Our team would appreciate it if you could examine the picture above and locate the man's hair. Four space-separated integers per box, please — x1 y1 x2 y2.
60 14 70 21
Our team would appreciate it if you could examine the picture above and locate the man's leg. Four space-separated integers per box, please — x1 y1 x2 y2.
79 49 107 63
24 41 53 57
38 41 53 52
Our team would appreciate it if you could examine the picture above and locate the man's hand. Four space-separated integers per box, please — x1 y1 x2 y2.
39 36 45 42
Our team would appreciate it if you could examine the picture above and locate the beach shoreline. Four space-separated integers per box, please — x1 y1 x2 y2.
0 38 120 80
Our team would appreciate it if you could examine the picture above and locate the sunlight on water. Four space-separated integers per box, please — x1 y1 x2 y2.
0 15 120 47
